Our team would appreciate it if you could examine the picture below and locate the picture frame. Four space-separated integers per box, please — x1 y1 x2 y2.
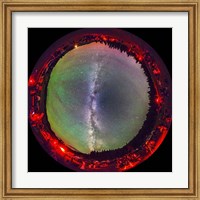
0 0 199 199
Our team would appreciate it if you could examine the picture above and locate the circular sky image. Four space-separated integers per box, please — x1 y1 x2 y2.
28 28 172 172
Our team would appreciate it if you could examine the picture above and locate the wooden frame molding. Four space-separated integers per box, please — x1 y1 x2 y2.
0 0 199 199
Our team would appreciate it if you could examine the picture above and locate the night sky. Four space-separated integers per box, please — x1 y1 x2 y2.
47 42 150 154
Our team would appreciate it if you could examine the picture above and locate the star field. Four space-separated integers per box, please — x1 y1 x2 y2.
46 42 150 154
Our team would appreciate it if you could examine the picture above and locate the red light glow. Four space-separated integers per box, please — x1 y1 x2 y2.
165 117 172 123
155 96 163 105
60 146 66 153
28 77 36 86
137 55 144 62
153 68 161 75
102 36 107 41
30 112 44 122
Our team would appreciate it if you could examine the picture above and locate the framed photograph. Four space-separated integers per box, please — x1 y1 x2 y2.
0 0 199 199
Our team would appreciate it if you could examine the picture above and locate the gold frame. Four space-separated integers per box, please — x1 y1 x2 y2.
0 0 199 199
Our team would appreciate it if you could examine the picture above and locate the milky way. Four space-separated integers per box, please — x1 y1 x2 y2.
46 42 150 154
